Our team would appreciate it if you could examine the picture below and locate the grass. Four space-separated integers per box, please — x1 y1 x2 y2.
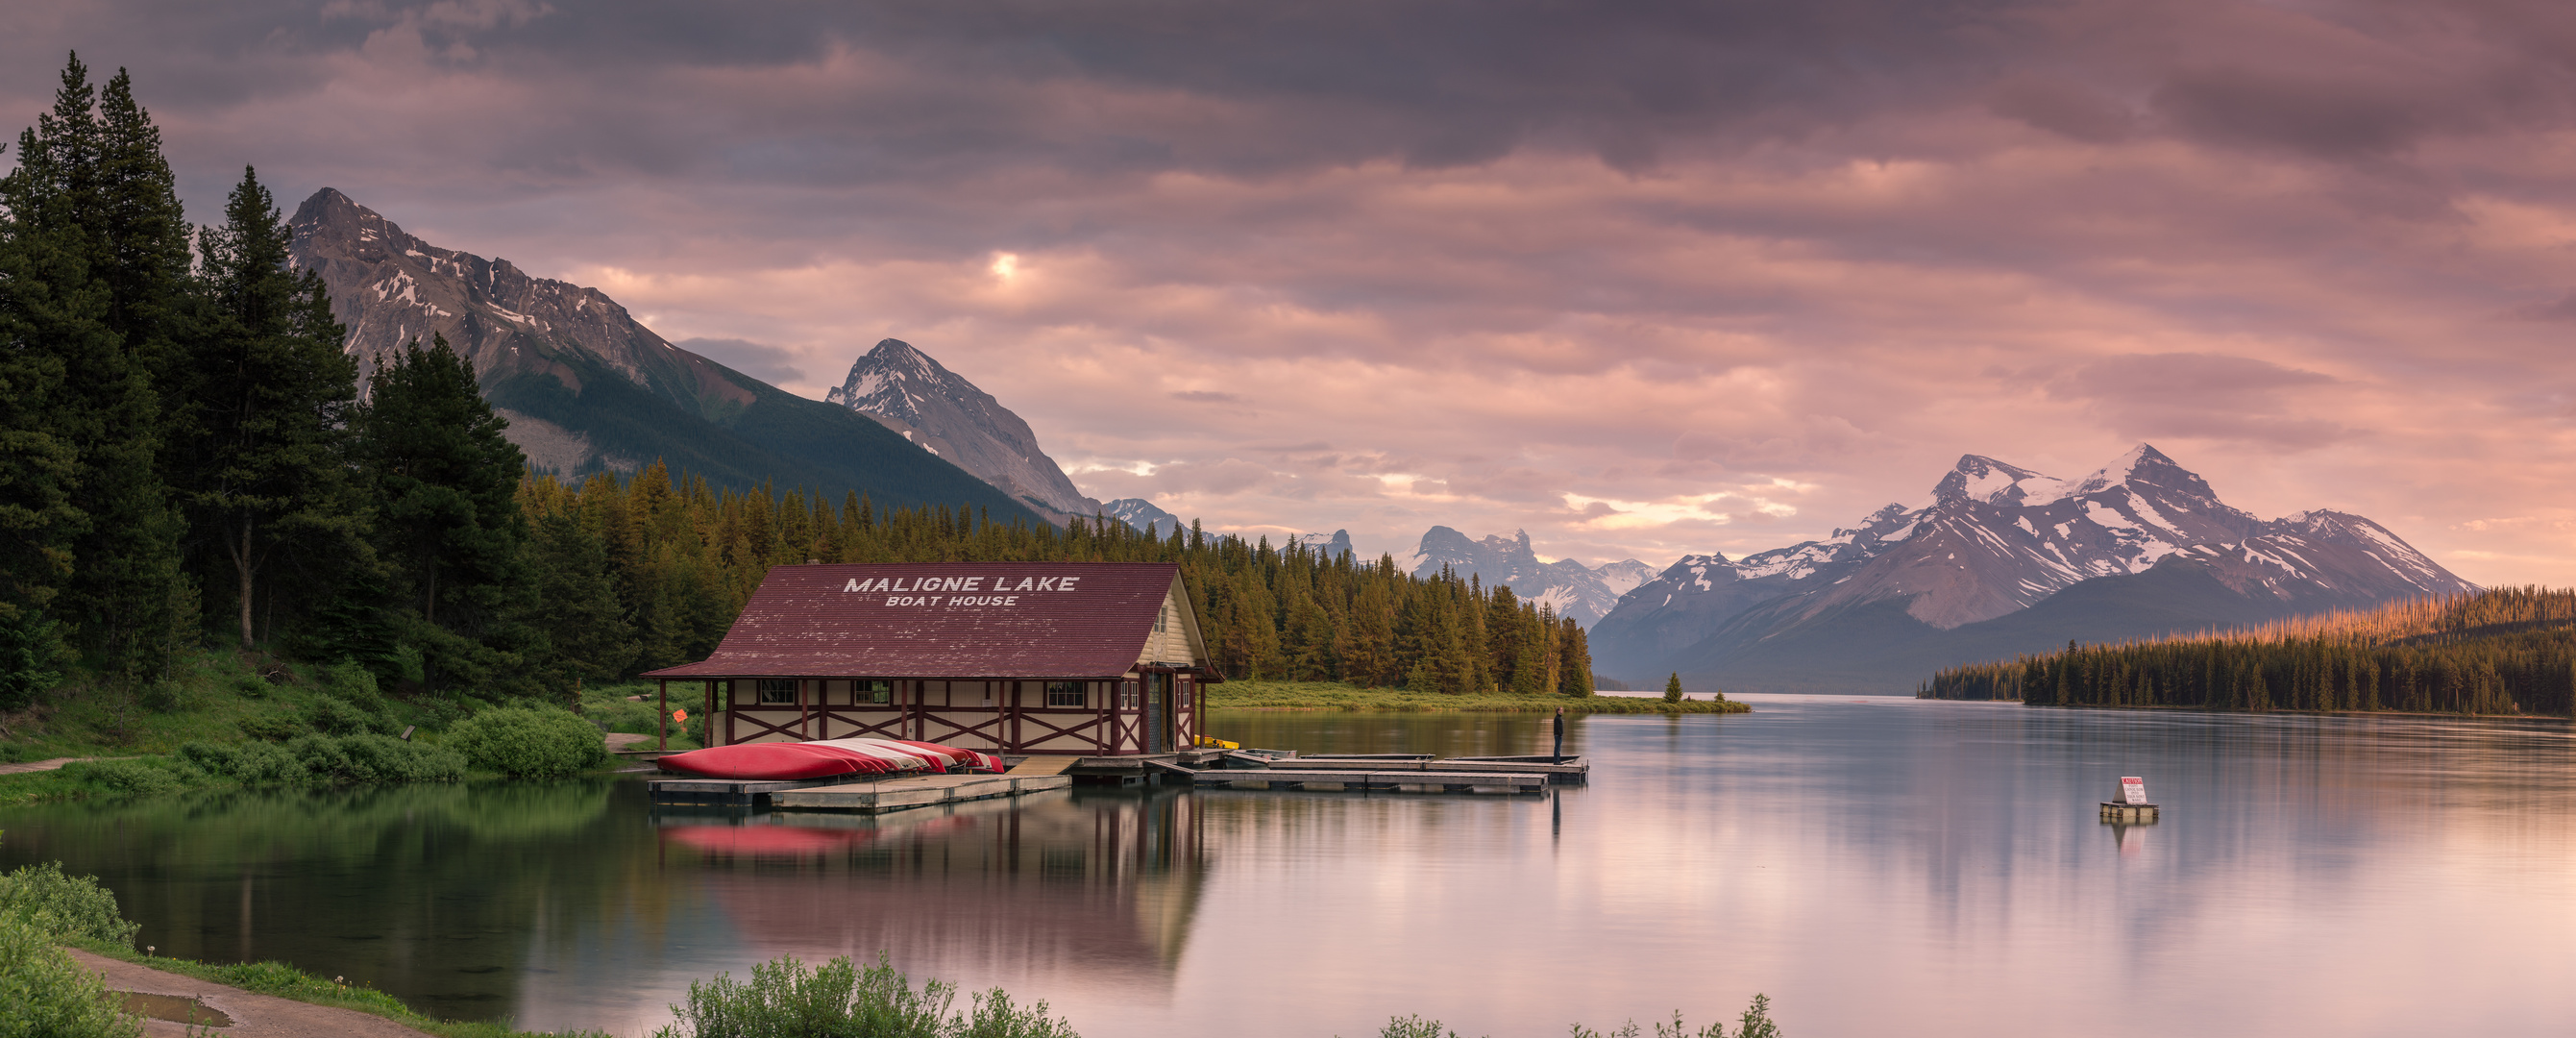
69 939 607 1038
1207 680 1752 714
0 656 684 808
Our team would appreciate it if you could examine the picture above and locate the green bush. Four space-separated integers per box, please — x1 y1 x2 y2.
448 707 608 778
307 695 394 737
319 661 386 712
177 735 462 786
233 673 269 699
57 757 197 797
0 860 139 946
0 912 141 1038
652 953 1075 1038
237 714 306 741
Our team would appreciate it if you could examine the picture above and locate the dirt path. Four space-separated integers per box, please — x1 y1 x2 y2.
0 755 91 775
606 732 653 752
68 949 438 1038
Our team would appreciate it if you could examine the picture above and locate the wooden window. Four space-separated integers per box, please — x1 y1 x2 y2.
1044 680 1084 707
756 679 797 704
1118 680 1140 709
856 680 893 704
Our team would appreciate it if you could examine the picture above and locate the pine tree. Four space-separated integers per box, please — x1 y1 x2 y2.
179 165 366 649
1664 672 1684 703
0 55 194 680
359 334 534 691
526 508 637 694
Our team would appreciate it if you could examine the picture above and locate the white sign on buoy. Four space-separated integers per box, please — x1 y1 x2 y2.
2121 777 2147 804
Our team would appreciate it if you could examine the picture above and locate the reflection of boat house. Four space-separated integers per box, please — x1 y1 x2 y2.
642 562 1217 755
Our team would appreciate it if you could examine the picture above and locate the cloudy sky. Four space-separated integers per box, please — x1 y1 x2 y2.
10 0 2576 582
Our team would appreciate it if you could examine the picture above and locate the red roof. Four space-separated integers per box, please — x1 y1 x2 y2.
641 562 1194 680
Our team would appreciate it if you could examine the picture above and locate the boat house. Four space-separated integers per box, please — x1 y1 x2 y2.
641 562 1218 755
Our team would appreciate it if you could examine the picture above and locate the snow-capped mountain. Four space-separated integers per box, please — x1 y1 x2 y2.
1296 530 1358 559
286 188 1037 521
1590 444 2476 693
825 339 1107 525
1409 528 1653 626
1103 498 1183 538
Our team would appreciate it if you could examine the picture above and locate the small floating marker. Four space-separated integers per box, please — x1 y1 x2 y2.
2099 775 2159 822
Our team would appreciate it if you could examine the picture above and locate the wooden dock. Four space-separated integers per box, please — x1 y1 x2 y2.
1193 768 1546 793
770 773 1074 814
648 776 848 807
1272 754 1589 783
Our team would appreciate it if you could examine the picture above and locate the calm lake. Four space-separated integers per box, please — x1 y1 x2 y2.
4 695 2573 1037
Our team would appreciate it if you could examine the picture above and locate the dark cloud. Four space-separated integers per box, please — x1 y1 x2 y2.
2049 353 2347 449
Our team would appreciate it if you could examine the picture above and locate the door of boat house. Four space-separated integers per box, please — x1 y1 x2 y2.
1143 672 1169 754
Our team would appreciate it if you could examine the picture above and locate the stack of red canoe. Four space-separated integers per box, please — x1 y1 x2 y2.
654 737 1005 780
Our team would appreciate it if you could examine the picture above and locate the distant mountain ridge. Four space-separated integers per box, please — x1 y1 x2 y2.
1590 444 2476 693
825 338 1109 526
286 188 1043 523
1408 528 1653 626
1105 499 1183 538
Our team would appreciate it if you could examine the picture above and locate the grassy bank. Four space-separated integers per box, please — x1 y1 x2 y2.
70 940 608 1038
1208 680 1751 714
0 652 708 807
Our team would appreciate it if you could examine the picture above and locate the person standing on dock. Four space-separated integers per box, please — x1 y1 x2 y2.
1554 707 1565 763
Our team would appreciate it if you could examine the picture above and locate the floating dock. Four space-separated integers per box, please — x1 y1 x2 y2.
648 776 848 807
646 748 1588 808
771 773 1073 813
2099 802 2159 822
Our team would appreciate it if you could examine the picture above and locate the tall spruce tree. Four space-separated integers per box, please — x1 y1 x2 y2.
0 188 86 707
182 165 366 649
360 334 535 692
0 54 193 680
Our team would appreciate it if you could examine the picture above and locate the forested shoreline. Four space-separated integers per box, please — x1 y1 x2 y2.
1919 587 2576 716
0 56 1592 726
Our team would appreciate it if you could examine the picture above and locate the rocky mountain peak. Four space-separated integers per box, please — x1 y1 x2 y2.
1934 455 2063 506
823 338 1104 524
1590 444 2478 691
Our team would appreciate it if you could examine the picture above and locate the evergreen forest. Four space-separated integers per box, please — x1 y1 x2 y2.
0 56 1593 719
1918 587 2576 716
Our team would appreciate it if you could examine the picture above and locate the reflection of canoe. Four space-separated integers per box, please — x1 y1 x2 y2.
662 825 880 856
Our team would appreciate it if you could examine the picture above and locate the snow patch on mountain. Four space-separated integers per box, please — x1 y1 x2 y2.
825 338 1105 524
1407 527 1651 626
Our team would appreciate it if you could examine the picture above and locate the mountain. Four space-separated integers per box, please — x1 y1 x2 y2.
1104 499 1183 538
1589 444 2477 693
825 338 1107 525
1407 528 1653 626
1294 530 1357 560
287 188 1043 523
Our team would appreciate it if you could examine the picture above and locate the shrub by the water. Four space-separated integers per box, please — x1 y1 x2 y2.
0 857 145 1038
56 757 200 797
448 706 608 778
0 860 139 947
653 952 1076 1038
1366 993 1782 1038
0 912 140 1038
176 734 463 786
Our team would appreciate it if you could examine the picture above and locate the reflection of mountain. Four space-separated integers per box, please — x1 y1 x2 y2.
662 789 1208 986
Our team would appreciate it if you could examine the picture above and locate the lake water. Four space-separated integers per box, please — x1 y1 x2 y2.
4 695 2573 1037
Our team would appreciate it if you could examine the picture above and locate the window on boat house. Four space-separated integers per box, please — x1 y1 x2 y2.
1045 680 1084 707
858 680 893 704
756 679 797 704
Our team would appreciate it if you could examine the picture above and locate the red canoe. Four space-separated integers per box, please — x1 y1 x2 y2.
653 738 1002 780
653 741 903 780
